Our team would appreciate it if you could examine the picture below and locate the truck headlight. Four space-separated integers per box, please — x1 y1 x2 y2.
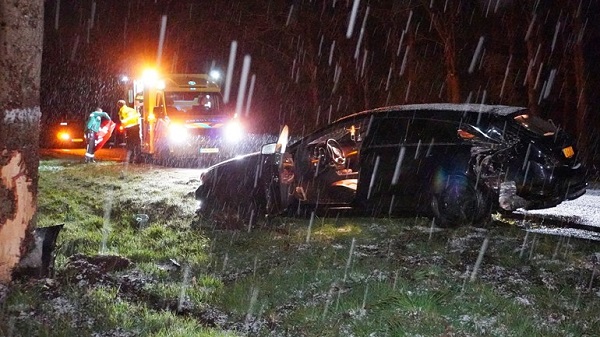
224 120 244 143
209 70 221 81
168 124 189 143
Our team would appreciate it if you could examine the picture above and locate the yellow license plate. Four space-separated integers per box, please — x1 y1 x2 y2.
562 146 574 158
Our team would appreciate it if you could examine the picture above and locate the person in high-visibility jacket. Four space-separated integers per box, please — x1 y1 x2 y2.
117 99 142 163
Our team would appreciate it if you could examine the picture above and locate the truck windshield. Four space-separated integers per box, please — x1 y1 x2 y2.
164 92 222 115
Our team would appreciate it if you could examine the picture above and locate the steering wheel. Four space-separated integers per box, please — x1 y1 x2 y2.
326 139 346 166
311 139 346 174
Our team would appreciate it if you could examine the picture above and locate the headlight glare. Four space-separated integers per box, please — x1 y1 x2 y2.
58 132 71 141
224 120 244 143
168 124 189 143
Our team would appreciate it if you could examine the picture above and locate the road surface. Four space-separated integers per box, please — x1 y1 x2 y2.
513 188 600 241
40 147 127 162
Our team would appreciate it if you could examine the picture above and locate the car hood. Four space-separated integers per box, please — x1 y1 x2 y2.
200 152 264 183
206 151 261 171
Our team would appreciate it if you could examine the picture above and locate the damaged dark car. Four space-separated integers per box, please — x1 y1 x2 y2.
195 103 587 227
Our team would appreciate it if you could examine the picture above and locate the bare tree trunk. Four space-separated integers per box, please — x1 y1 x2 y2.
443 35 461 103
524 33 540 116
405 23 416 103
0 0 44 284
571 8 590 164
424 5 462 103
307 61 320 115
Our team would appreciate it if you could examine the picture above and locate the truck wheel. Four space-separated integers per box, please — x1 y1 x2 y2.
431 175 491 227
138 153 152 164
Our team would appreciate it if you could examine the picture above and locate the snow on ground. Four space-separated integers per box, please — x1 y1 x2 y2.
515 188 600 241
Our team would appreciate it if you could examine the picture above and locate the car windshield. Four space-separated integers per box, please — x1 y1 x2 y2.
513 114 556 136
164 92 222 115
307 125 354 145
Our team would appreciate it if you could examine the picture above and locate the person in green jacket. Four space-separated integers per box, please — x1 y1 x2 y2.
84 107 112 163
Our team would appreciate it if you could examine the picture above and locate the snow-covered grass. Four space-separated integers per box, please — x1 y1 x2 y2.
209 218 600 336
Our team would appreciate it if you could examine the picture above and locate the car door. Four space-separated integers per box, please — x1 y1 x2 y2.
401 118 466 195
275 118 367 211
355 114 411 212
262 126 296 215
356 113 462 214
294 119 365 207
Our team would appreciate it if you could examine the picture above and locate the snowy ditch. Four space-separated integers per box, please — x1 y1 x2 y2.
513 187 600 241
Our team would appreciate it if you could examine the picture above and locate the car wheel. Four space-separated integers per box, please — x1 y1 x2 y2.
138 153 152 164
431 175 491 227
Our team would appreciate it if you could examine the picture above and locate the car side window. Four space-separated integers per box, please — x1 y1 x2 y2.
365 117 409 147
295 119 367 177
405 119 458 144
365 117 457 147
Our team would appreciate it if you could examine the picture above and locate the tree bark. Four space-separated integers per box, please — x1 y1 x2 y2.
424 4 462 103
524 33 540 116
571 6 590 164
0 0 44 284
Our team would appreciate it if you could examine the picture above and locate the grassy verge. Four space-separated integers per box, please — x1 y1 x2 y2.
204 217 600 336
1 158 600 336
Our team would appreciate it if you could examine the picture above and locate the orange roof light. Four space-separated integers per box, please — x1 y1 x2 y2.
141 69 159 86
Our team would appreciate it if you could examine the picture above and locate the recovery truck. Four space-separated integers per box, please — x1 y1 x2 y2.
123 70 244 164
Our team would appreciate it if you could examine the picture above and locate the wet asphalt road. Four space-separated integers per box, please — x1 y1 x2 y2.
39 147 127 162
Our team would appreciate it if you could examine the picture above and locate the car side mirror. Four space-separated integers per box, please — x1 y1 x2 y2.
261 143 277 155
276 125 289 153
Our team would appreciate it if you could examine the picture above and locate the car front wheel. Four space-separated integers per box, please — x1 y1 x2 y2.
431 175 491 227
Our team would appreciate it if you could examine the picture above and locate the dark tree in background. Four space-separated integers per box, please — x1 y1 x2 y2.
0 0 44 283
421 0 464 103
41 0 599 164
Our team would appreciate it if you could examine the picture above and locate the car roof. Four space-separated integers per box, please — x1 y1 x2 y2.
336 103 527 124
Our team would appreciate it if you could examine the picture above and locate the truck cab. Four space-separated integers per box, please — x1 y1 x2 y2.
127 71 243 164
